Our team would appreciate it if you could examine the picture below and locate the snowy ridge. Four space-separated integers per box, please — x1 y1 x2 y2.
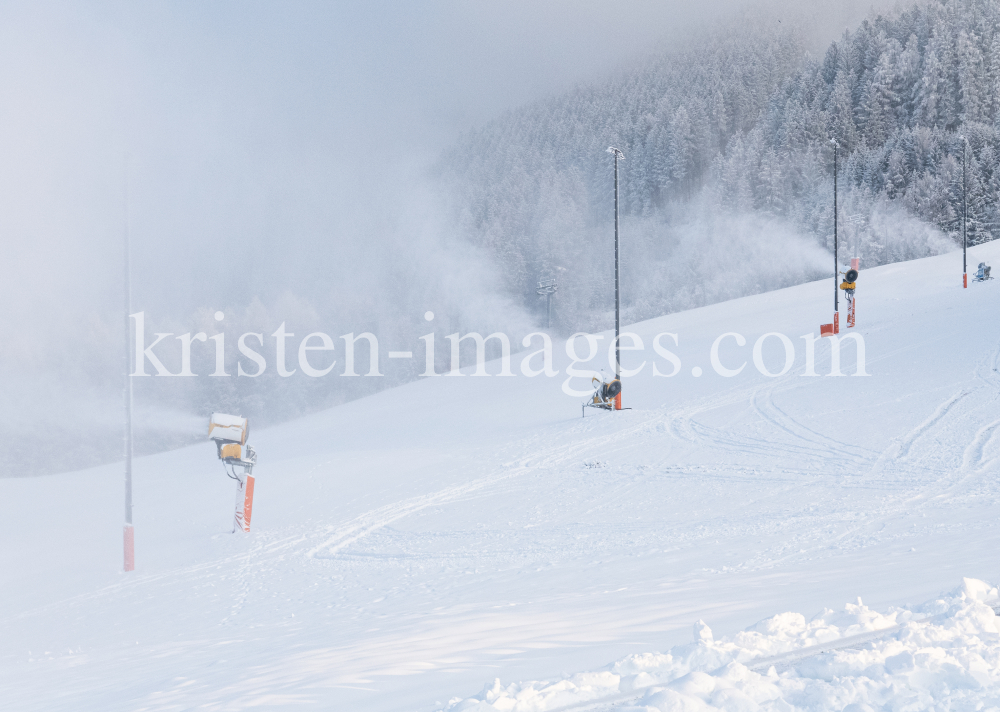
446 579 1000 712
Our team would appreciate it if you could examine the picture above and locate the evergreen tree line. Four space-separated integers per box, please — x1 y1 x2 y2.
442 0 996 331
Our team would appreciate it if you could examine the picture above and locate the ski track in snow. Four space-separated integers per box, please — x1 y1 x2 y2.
751 380 875 462
306 473 524 560
962 418 1000 472
305 410 703 562
668 384 851 463
287 411 657 565
889 389 969 463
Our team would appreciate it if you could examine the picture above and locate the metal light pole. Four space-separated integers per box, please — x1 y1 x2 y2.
123 177 134 572
962 135 968 288
831 138 839 332
607 147 624 385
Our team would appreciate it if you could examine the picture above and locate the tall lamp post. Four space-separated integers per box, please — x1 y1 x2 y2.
830 138 839 333
607 147 624 406
123 181 134 572
961 135 968 288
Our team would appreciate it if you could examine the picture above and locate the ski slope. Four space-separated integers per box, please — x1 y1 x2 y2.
3 243 1000 711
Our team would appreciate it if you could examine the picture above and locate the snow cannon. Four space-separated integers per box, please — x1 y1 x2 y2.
582 374 625 417
209 412 249 461
603 379 622 402
840 268 859 329
974 262 993 282
208 412 257 533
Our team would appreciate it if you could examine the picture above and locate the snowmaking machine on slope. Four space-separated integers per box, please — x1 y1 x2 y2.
209 412 257 533
839 265 859 329
974 262 993 282
582 374 623 417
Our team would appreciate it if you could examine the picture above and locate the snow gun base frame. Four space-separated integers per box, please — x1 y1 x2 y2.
582 400 632 417
583 399 615 416
582 376 629 417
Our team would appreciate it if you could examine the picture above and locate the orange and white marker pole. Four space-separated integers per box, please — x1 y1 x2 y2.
233 473 256 533
243 475 255 532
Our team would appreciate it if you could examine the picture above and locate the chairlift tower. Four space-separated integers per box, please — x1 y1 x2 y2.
536 278 557 329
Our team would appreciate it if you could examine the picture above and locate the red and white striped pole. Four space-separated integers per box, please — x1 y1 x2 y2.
233 473 256 533
243 475 255 532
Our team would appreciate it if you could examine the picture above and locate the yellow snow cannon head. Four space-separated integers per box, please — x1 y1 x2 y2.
209 413 249 461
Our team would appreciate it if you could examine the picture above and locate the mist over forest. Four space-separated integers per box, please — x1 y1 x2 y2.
4 0 989 477
448 0 1000 332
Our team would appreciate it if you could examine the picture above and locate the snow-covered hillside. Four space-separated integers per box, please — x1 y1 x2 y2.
3 242 1000 711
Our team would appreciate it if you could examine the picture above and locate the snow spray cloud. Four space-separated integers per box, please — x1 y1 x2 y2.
0 0 896 477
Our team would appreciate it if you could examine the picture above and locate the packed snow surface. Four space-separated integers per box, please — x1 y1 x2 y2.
448 579 1000 711
2 243 1000 711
